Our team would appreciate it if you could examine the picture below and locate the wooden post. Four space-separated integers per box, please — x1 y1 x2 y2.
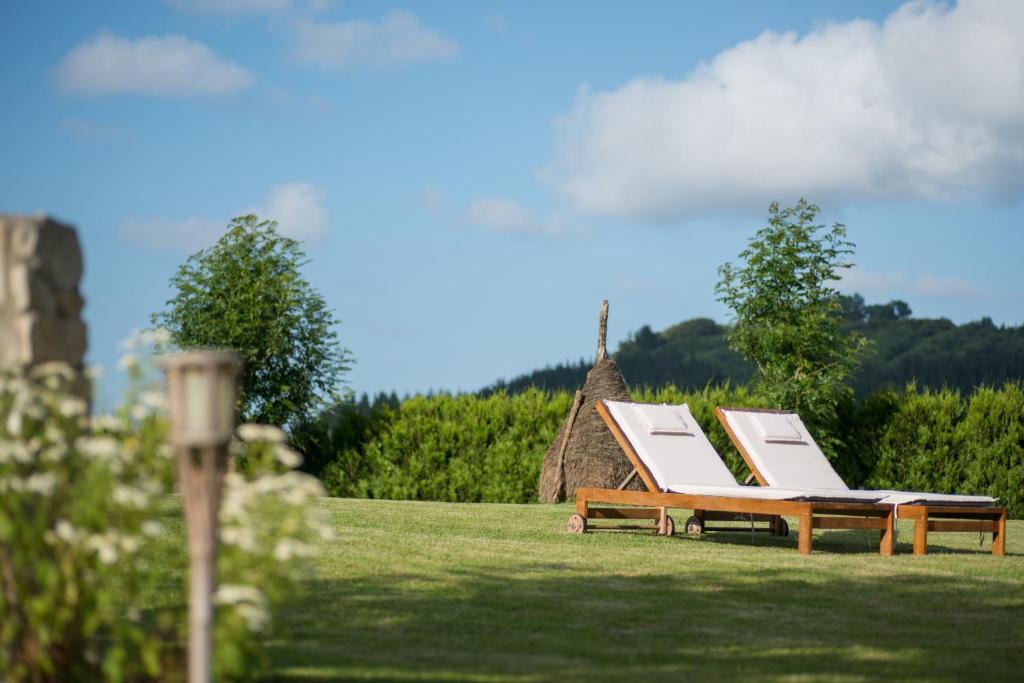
163 351 240 683
880 510 895 556
993 510 1006 556
913 508 929 556
596 299 609 362
798 510 813 555
177 446 228 683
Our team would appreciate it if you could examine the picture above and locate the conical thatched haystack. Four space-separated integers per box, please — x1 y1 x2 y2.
539 301 643 502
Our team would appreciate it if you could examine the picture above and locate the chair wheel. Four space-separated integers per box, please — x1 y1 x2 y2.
660 514 675 536
684 515 704 535
567 513 587 534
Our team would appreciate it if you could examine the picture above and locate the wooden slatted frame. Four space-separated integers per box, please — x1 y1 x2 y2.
714 406 1008 557
570 400 897 555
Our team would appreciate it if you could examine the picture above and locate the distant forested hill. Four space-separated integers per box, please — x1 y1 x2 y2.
485 296 1024 396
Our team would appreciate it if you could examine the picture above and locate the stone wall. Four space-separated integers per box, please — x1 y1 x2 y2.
0 214 88 397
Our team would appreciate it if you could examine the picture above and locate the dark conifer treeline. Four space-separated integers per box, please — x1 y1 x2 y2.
484 295 1024 396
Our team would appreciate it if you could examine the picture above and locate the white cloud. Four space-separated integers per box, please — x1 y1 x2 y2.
56 32 253 97
544 0 1024 220
838 267 908 299
58 118 128 141
165 0 294 13
292 11 458 69
839 267 990 301
914 274 988 300
253 182 329 241
120 182 328 250
417 186 448 213
120 217 225 251
465 197 576 238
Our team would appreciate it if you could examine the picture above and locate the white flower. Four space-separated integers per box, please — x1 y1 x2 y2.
220 525 257 551
24 472 58 495
87 533 119 564
119 535 140 554
236 603 270 632
113 485 149 509
0 440 31 464
273 538 315 561
55 520 77 543
214 584 267 606
28 362 75 382
91 415 126 432
59 396 88 418
84 364 105 380
117 353 139 371
78 436 120 460
141 520 162 537
6 409 22 436
139 390 165 411
274 445 303 469
237 423 287 444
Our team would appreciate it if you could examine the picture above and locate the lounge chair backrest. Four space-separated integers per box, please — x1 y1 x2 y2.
603 400 738 491
717 407 848 490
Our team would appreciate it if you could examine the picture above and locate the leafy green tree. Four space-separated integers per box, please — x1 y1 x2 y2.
716 199 869 433
152 215 350 429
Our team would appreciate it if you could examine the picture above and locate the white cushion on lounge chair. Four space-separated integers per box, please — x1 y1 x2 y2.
638 404 694 435
605 401 884 503
719 407 998 506
875 491 995 506
752 412 804 443
720 409 848 490
664 483 884 503
605 401 737 489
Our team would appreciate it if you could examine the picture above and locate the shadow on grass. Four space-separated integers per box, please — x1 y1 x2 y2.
264 557 1024 682
686 527 1008 556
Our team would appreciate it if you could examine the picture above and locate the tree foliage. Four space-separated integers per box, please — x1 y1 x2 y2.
715 199 869 430
152 215 349 429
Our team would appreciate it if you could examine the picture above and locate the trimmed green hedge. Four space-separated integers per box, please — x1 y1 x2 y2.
305 382 1024 515
321 389 571 503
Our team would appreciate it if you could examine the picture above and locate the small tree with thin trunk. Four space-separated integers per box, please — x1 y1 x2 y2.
716 199 869 437
152 215 350 430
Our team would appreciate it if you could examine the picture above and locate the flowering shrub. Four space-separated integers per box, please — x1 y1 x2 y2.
0 362 170 681
0 337 326 681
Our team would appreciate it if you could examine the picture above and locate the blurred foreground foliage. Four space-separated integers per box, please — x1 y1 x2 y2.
0 348 326 682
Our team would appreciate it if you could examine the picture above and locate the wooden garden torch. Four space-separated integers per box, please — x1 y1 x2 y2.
163 351 242 683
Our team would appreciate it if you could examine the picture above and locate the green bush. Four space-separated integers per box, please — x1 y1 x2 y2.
307 381 1022 516
954 382 1024 516
862 384 966 494
326 389 570 503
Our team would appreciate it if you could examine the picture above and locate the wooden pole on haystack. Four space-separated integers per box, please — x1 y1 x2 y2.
596 299 609 362
555 299 610 499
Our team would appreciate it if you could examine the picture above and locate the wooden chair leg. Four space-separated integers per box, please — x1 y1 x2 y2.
576 498 589 518
880 511 895 556
913 507 928 556
798 511 813 555
993 510 1007 556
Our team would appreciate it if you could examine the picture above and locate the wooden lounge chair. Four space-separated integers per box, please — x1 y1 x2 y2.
568 400 898 555
715 406 1007 556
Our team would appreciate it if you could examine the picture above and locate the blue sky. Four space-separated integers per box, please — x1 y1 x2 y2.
1 0 1022 406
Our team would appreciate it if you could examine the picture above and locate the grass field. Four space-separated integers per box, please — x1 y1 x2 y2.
260 498 1024 682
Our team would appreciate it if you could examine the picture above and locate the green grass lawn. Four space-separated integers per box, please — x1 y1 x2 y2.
262 498 1024 682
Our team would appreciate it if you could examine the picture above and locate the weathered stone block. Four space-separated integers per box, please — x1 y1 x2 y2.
0 215 88 402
